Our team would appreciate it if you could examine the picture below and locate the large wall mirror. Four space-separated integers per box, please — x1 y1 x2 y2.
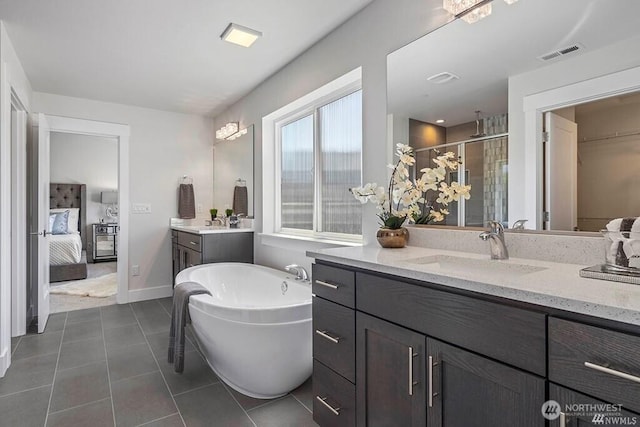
388 0 640 232
213 124 254 217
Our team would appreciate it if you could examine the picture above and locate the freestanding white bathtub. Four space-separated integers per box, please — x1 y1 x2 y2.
175 262 312 399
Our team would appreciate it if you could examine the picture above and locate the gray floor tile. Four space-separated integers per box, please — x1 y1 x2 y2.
47 398 114 427
137 312 172 335
104 323 146 350
50 360 110 412
146 331 195 360
101 304 137 329
58 337 106 370
12 331 62 360
157 297 173 315
174 383 253 427
138 413 184 427
248 395 317 427
291 377 313 411
132 300 168 318
107 342 158 382
10 336 20 354
158 350 218 395
111 371 177 427
62 320 102 344
226 384 276 411
0 385 51 427
0 352 57 397
44 313 67 333
66 307 101 324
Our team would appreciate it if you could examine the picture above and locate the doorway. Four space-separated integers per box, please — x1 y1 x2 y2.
25 115 129 332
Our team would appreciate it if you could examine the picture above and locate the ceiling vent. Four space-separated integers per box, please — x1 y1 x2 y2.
427 72 460 84
538 43 585 62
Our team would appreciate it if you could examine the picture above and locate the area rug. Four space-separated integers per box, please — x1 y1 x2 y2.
50 272 117 298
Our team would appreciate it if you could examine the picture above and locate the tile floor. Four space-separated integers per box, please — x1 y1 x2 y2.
1 298 317 427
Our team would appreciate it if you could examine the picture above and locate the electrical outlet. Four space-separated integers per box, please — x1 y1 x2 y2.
132 203 151 214
132 265 140 276
197 204 203 213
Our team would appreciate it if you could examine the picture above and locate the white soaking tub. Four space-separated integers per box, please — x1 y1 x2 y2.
175 262 312 399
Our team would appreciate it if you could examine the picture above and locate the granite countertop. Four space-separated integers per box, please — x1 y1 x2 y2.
171 224 254 235
307 245 640 327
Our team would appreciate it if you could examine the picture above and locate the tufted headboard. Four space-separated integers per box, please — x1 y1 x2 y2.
50 183 87 249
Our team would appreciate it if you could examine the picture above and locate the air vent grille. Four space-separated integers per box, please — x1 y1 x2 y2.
538 43 585 62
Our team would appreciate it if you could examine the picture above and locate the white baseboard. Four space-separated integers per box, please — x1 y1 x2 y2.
127 285 173 303
0 348 9 378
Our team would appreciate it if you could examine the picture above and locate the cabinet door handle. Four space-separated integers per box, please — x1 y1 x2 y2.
584 361 640 384
315 280 339 290
408 347 418 396
189 241 197 246
428 355 439 408
316 396 341 416
559 412 567 427
315 329 340 344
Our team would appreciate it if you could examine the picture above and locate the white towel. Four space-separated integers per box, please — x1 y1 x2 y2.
623 239 640 259
606 218 623 231
633 218 640 233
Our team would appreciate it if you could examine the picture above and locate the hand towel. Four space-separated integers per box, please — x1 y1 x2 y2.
178 184 196 219
606 217 637 231
168 282 211 373
232 185 248 216
623 239 640 269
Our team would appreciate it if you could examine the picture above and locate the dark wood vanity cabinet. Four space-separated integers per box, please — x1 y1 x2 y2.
171 230 254 280
312 260 640 427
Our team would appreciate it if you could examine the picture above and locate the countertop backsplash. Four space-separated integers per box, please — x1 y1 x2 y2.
407 226 604 266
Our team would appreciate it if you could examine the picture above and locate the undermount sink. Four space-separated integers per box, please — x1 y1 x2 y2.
403 255 547 278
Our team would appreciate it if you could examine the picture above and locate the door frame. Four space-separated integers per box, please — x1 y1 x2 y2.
522 65 640 230
44 115 130 305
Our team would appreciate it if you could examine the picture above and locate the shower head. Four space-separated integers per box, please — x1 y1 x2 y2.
470 110 486 138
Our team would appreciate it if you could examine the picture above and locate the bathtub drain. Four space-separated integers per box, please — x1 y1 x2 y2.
281 281 288 295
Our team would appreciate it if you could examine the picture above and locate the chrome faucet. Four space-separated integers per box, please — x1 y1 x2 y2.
211 217 225 226
285 264 309 281
511 219 528 230
479 221 509 260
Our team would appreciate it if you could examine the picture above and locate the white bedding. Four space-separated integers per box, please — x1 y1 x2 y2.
50 232 82 265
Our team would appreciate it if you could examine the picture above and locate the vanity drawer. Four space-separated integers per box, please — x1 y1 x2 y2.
312 264 355 308
313 360 356 427
177 231 201 252
313 296 356 383
356 272 547 375
549 317 640 413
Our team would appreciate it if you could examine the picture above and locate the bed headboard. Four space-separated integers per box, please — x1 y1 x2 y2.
50 183 87 249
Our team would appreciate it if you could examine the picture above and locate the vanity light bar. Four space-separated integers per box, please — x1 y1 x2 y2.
216 122 239 140
226 128 248 141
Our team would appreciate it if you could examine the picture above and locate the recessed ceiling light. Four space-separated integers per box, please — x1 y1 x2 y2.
221 23 262 48
436 119 445 124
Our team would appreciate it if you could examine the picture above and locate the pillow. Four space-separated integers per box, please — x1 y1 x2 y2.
48 214 56 232
51 210 70 235
50 207 80 233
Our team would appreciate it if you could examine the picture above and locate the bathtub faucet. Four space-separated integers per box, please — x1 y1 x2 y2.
285 264 309 281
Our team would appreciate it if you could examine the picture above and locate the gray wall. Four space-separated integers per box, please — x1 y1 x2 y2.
50 132 118 226
213 0 452 271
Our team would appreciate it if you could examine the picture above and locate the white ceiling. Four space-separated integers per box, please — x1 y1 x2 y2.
388 0 640 127
0 0 373 116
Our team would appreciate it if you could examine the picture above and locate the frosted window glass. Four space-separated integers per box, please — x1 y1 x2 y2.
319 90 362 234
281 115 314 230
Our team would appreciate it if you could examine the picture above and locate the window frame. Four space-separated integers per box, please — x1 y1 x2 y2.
274 81 363 242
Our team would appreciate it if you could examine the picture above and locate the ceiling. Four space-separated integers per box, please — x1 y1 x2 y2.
0 0 373 116
388 0 640 127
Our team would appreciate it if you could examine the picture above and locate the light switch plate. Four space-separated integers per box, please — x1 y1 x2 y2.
132 203 151 214
131 265 140 276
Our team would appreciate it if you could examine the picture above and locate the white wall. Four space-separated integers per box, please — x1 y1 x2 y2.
212 0 451 272
50 132 118 225
508 35 640 224
34 92 214 292
0 21 33 375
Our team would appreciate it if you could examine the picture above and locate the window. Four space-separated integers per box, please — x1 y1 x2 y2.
277 89 363 240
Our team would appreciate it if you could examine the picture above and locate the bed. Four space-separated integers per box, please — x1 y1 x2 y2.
49 183 88 283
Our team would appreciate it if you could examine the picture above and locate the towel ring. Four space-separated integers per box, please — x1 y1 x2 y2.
181 175 193 185
235 178 246 187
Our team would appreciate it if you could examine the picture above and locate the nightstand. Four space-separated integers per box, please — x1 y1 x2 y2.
87 223 118 263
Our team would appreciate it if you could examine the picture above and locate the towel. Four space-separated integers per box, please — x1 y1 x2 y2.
233 185 248 216
168 282 211 373
178 184 195 219
606 217 638 231
623 239 640 268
